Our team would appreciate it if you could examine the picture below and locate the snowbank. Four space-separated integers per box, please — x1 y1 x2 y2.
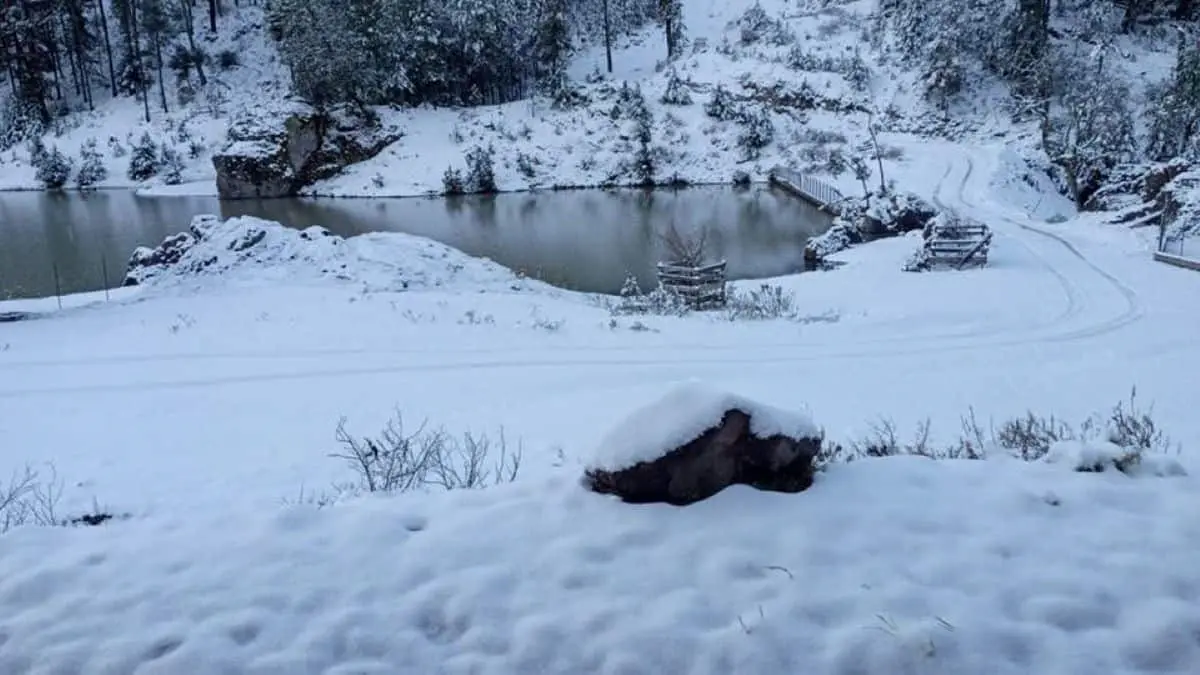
1045 440 1188 478
1 458 1198 674
125 214 552 296
589 381 819 471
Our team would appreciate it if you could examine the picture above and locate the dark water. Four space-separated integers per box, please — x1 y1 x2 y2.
0 185 833 299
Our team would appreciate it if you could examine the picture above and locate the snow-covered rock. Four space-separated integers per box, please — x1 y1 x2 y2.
584 381 820 504
122 214 542 294
213 103 403 199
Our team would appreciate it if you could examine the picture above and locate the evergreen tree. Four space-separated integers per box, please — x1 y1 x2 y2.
1147 39 1200 160
127 131 160 180
76 138 108 188
35 146 73 189
534 0 572 96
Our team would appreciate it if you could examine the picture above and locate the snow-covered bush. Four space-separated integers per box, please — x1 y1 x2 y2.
610 275 690 317
107 136 126 158
465 145 497 193
75 139 107 189
516 152 539 179
731 170 751 187
217 49 240 71
324 411 522 499
818 388 1180 471
442 167 466 195
736 105 774 160
804 220 861 261
127 132 160 181
704 85 739 121
660 70 693 105
35 145 72 189
734 2 793 46
724 284 797 320
1 464 119 533
160 145 184 185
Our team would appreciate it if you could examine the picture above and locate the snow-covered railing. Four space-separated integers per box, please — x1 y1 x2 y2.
923 219 992 269
768 166 843 214
1153 250 1200 272
656 260 727 310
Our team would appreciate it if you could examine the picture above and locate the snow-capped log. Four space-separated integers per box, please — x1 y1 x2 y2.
212 103 403 199
583 382 821 505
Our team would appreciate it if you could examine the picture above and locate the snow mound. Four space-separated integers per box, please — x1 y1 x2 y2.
126 214 544 295
1044 440 1188 478
2 460 1199 674
588 380 819 471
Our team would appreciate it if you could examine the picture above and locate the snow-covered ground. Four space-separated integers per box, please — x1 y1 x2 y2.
2 139 1200 673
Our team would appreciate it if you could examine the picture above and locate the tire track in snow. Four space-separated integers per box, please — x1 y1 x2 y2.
951 153 1142 343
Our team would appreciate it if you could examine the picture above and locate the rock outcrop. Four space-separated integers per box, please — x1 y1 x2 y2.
212 103 402 199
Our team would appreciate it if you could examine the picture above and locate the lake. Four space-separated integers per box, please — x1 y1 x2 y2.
0 185 833 299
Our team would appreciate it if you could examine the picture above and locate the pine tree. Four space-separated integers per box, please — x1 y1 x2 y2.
1147 39 1200 160
534 0 572 96
76 138 109 188
160 144 184 184
127 132 160 180
35 146 73 189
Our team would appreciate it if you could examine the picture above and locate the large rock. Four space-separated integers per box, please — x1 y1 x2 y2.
212 103 403 199
583 383 820 505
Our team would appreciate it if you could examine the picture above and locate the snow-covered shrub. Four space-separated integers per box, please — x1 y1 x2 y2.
516 152 539 179
612 81 645 119
901 245 931 272
75 139 108 189
736 105 774 160
127 132 160 181
107 136 126 158
994 412 1075 461
34 145 72 189
160 145 184 185
731 170 751 187
819 390 1182 470
325 411 521 499
704 85 739 121
442 167 466 195
734 2 793 46
804 219 862 261
610 275 690 317
217 49 240 71
724 284 797 321
867 190 938 233
661 70 693 105
465 145 497 193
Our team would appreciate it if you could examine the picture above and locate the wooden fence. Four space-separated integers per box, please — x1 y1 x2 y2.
656 260 727 309
924 220 992 269
768 166 843 214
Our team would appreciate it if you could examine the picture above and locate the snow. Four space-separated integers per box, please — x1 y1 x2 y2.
2 139 1200 673
124 214 548 296
1044 440 1188 478
3 0 1200 672
587 380 819 471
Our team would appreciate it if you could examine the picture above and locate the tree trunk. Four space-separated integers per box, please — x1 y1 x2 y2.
97 0 118 94
602 0 613 73
208 0 217 32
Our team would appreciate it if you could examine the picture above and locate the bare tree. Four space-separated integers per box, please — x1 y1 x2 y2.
659 221 709 266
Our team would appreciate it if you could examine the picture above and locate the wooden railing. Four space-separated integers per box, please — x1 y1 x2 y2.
924 220 992 269
768 166 843 213
656 260 727 309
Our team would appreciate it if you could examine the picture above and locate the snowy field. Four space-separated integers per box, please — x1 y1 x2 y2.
2 141 1200 674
